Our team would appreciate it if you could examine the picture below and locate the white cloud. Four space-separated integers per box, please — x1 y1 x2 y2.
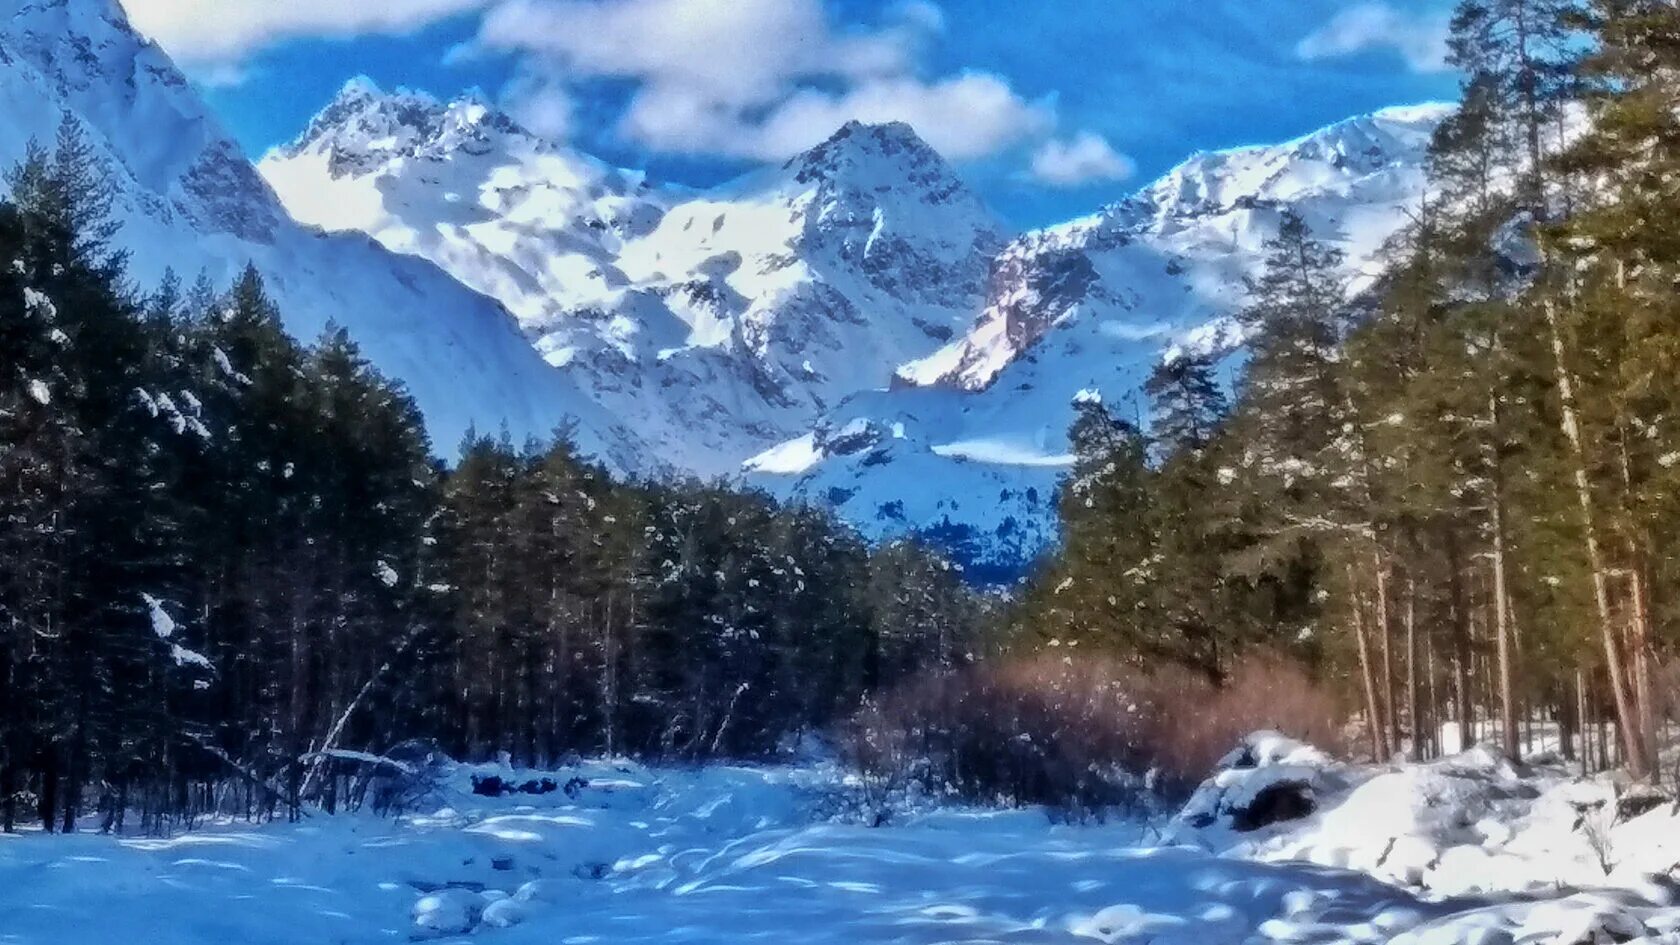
477 0 914 109
1029 132 1135 188
1295 3 1452 74
755 75 1050 161
124 0 1091 180
891 0 947 35
187 61 257 89
119 0 490 64
623 73 1050 162
478 0 1050 164
502 69 576 141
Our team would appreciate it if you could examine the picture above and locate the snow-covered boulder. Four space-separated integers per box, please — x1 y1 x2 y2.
1169 732 1680 899
480 897 532 929
1173 731 1347 839
412 888 484 935
514 878 565 903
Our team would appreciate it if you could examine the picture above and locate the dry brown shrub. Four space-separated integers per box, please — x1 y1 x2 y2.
841 652 1346 818
1153 655 1348 781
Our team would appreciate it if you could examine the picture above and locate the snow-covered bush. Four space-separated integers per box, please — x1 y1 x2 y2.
365 740 457 816
841 654 1345 818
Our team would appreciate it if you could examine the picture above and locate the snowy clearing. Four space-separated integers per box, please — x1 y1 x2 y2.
6 741 1680 944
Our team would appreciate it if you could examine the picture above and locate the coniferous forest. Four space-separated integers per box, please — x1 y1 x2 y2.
1015 0 1680 782
0 126 986 832
11 0 1680 838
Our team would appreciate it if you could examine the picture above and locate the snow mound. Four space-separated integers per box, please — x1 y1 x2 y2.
412 888 484 935
1393 890 1680 945
1171 733 1680 901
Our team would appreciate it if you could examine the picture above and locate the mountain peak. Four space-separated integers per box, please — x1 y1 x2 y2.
797 120 939 170
778 120 982 215
335 74 385 102
277 81 532 176
834 119 923 145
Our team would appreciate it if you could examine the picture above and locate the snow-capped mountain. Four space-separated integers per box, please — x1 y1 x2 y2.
746 105 1450 577
261 92 1001 474
260 78 666 339
0 0 640 461
10 0 1450 574
251 78 1451 575
899 104 1447 392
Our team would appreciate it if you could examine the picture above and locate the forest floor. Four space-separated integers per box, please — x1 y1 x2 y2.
5 739 1680 944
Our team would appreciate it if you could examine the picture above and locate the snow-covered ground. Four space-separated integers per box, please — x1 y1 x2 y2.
1174 733 1680 897
7 741 1680 944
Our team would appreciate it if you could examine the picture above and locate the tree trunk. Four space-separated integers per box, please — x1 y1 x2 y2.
37 749 57 834
1561 672 1578 765
1426 629 1440 759
1628 557 1658 782
62 686 88 834
1375 553 1399 757
1405 578 1420 760
1613 390 1660 780
1491 489 1519 762
1348 566 1387 760
1540 287 1650 777
1446 531 1475 752
601 593 618 758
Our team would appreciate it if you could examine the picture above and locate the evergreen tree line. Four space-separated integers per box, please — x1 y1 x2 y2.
1015 0 1680 779
0 122 985 833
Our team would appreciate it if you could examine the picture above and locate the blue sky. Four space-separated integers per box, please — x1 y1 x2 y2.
122 0 1461 227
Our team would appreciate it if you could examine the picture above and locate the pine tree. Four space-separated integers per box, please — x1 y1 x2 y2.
1145 352 1228 460
1539 0 1680 777
1017 402 1159 655
0 126 204 831
1446 0 1580 211
1232 211 1351 511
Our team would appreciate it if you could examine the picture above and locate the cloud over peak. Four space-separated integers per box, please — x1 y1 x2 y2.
473 0 1052 163
1296 3 1452 74
121 0 490 64
1030 132 1135 188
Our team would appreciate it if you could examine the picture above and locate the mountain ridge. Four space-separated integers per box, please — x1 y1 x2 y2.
260 85 1007 479
9 0 1451 574
740 102 1450 577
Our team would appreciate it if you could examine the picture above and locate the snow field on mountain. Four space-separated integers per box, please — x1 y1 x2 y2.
7 0 1466 571
12 737 1680 944
261 99 1003 481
